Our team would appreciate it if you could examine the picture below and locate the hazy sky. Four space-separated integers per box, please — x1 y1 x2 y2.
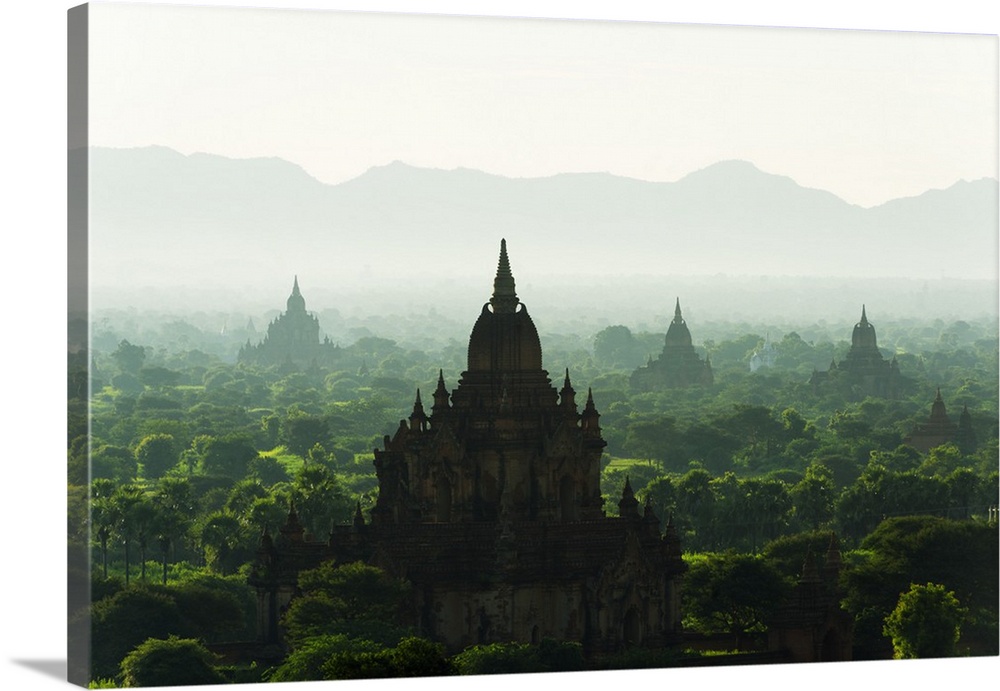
87 1 998 208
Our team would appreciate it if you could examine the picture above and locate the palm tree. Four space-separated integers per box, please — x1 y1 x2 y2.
197 511 245 574
110 484 144 585
90 479 118 579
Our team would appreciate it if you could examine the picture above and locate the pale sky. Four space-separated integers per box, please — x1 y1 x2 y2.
86 1 998 208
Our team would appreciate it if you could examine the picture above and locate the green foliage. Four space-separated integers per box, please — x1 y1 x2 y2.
842 516 998 657
790 463 835 530
82 310 1000 670
682 552 791 635
281 413 332 456
760 530 839 581
169 581 246 641
291 463 354 535
246 453 289 485
282 561 413 646
91 444 138 483
883 583 966 659
196 511 250 574
200 433 258 479
451 639 583 675
594 325 646 368
90 586 191 679
322 636 453 680
134 433 177 480
119 636 225 687
266 635 383 682
112 339 146 375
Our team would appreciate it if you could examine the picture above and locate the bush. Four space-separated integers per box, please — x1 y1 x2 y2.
451 639 583 675
119 636 225 687
883 583 966 659
265 634 380 682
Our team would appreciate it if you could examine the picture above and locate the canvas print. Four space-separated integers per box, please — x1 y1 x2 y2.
67 2 999 688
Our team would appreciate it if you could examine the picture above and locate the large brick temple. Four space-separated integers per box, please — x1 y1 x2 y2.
250 240 687 654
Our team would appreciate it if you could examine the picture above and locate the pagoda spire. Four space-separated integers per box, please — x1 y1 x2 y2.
860 304 868 325
581 388 603 438
490 239 519 314
618 475 639 517
409 389 427 431
432 369 450 412
674 297 683 322
560 368 577 413
287 275 306 312
279 499 305 542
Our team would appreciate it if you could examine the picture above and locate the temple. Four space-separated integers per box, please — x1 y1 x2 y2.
238 277 341 368
767 534 852 662
903 389 976 454
810 306 901 399
630 299 713 391
749 332 777 373
249 241 686 654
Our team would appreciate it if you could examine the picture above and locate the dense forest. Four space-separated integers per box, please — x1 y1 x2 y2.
67 307 999 686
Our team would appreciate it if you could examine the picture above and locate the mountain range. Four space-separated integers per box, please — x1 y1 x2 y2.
79 146 998 297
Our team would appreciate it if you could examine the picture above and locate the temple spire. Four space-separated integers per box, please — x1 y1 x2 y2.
287 275 306 312
674 297 683 322
560 368 577 413
860 304 868 325
581 388 601 437
409 389 428 431
618 475 639 517
432 370 450 412
490 239 519 313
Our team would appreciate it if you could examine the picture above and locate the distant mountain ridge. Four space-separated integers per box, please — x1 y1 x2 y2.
81 146 999 287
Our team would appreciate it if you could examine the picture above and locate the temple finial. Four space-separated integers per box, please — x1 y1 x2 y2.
490 239 518 313
287 276 306 312
433 370 450 412
860 304 868 324
674 297 682 321
560 368 577 412
618 475 639 517
411 388 425 416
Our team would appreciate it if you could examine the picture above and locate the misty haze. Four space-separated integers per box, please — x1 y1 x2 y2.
81 145 998 337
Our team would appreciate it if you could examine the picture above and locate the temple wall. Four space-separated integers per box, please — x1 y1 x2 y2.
425 582 588 651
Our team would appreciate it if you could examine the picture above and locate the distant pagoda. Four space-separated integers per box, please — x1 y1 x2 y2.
810 306 901 399
238 277 340 368
903 389 976 454
750 332 777 372
630 298 713 391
